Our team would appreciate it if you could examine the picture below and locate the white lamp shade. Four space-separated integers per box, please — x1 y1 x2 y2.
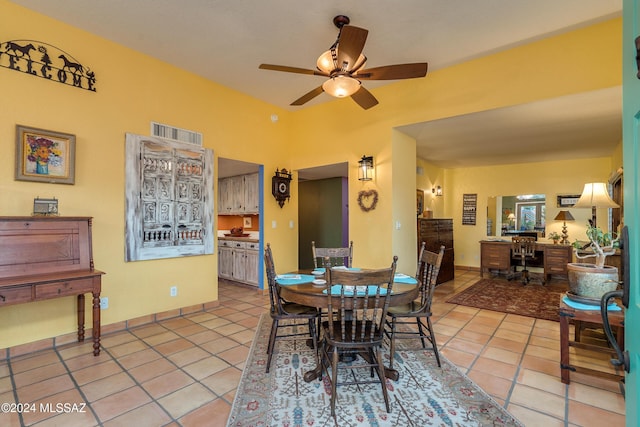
572 183 619 209
322 75 360 98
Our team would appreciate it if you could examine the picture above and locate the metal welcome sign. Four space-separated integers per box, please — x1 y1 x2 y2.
0 39 96 92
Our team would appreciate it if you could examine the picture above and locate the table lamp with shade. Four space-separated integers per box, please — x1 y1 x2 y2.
572 182 619 227
507 213 516 229
553 210 575 245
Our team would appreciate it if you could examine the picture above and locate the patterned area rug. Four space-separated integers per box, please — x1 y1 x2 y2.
227 314 523 426
446 278 567 321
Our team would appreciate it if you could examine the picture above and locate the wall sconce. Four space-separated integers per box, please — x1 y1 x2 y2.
358 155 374 181
432 185 443 196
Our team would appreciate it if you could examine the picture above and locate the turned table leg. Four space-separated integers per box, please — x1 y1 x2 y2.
559 311 571 384
77 294 85 342
92 292 101 356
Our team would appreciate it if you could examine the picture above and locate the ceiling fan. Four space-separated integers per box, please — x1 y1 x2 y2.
259 15 428 110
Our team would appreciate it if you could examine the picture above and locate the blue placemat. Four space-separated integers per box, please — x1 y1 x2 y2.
562 295 621 311
313 267 362 274
323 285 388 296
275 274 315 286
394 273 418 284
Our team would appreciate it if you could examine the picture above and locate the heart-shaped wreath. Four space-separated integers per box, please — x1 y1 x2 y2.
357 189 379 212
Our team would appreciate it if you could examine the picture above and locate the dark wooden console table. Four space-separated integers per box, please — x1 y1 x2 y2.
480 240 572 282
0 216 105 356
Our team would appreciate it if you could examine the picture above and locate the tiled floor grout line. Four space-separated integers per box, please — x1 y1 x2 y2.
433 282 577 425
500 315 534 414
4 357 25 427
99 335 186 424
54 346 105 427
91 312 250 424
109 313 249 423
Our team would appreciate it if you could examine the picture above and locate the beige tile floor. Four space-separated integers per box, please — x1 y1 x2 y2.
0 269 625 426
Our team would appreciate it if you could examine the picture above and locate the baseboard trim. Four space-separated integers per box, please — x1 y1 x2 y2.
455 265 481 272
2 299 221 359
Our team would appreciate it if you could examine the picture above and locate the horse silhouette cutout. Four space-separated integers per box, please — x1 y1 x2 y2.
5 42 35 58
58 54 84 74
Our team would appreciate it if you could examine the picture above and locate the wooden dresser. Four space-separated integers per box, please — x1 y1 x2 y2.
480 240 572 282
0 216 105 355
417 218 454 284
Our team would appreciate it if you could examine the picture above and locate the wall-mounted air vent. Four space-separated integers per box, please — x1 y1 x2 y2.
151 122 202 146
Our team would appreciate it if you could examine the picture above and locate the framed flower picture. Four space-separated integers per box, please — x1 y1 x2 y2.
15 125 76 184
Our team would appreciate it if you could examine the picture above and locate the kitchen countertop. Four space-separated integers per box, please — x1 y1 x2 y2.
218 236 259 243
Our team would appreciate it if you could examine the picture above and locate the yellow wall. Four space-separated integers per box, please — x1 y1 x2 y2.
416 158 445 218
0 1 623 349
0 1 294 348
443 157 614 268
287 17 621 275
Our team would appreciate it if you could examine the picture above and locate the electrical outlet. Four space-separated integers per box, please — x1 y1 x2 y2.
100 297 108 309
170 286 178 297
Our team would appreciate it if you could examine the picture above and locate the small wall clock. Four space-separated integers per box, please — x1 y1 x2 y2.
272 168 292 208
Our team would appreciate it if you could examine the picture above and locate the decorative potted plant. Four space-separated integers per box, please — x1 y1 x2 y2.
567 223 619 301
547 231 561 244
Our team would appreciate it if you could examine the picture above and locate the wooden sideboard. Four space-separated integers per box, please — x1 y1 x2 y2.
480 240 572 282
418 218 454 284
0 216 105 355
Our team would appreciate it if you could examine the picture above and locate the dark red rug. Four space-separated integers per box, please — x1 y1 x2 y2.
446 278 568 321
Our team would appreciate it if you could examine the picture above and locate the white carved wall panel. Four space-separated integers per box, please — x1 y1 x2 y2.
125 133 214 261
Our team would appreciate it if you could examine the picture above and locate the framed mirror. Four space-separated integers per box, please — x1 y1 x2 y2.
487 194 546 238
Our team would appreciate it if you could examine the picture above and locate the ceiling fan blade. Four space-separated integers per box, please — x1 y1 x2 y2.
351 86 378 110
336 25 368 71
259 64 328 77
291 86 324 106
355 63 428 80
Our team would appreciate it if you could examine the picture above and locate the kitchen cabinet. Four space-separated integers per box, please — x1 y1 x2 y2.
218 178 234 214
244 241 259 285
417 218 454 284
218 239 259 286
218 173 259 214
244 173 259 213
232 253 246 282
218 244 233 279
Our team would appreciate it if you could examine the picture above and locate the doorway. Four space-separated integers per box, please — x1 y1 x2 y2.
217 157 263 288
297 163 348 269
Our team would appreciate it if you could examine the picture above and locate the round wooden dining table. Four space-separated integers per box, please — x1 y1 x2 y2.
277 271 420 382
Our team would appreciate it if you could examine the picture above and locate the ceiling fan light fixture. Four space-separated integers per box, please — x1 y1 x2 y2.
316 50 334 73
322 75 360 98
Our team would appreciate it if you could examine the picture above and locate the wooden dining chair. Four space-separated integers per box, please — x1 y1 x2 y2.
510 236 537 284
319 255 397 417
311 240 353 268
416 241 426 277
264 243 320 373
385 245 444 369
